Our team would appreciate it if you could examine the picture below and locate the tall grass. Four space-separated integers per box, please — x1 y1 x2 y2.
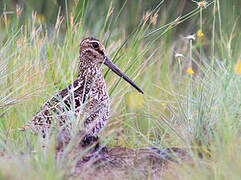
0 0 240 179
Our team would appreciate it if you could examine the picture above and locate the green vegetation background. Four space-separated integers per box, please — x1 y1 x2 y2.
0 0 240 179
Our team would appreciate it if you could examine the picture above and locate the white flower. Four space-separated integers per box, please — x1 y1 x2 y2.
175 52 184 59
184 34 196 41
192 0 208 8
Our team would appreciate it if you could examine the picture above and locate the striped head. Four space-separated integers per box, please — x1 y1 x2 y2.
79 37 144 94
79 37 106 64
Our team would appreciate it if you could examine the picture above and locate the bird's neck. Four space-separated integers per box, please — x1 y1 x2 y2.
77 60 103 82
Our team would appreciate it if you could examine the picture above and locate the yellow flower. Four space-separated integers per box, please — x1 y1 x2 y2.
67 79 71 84
126 91 144 109
187 67 194 75
234 60 241 75
197 29 204 38
161 102 167 108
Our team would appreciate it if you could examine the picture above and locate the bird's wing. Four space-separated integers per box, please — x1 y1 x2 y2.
19 78 87 134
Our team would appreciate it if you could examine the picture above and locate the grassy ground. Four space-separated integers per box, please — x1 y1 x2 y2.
0 0 241 179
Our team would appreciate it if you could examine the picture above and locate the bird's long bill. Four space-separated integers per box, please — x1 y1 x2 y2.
104 56 143 94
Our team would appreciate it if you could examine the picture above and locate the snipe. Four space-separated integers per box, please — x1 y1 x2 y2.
21 37 143 144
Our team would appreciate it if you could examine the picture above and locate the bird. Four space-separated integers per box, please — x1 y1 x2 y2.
20 37 143 146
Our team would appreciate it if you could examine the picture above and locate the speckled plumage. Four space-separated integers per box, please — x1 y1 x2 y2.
22 37 143 143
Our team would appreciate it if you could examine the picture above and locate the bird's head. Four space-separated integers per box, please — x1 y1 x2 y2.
79 37 106 64
79 37 143 94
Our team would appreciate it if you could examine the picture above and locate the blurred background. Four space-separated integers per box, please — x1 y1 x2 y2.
1 0 240 34
0 0 241 179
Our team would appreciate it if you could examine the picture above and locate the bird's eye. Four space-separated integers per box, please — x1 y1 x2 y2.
92 42 99 49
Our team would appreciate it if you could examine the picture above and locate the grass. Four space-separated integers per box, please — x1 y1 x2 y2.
0 0 241 179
